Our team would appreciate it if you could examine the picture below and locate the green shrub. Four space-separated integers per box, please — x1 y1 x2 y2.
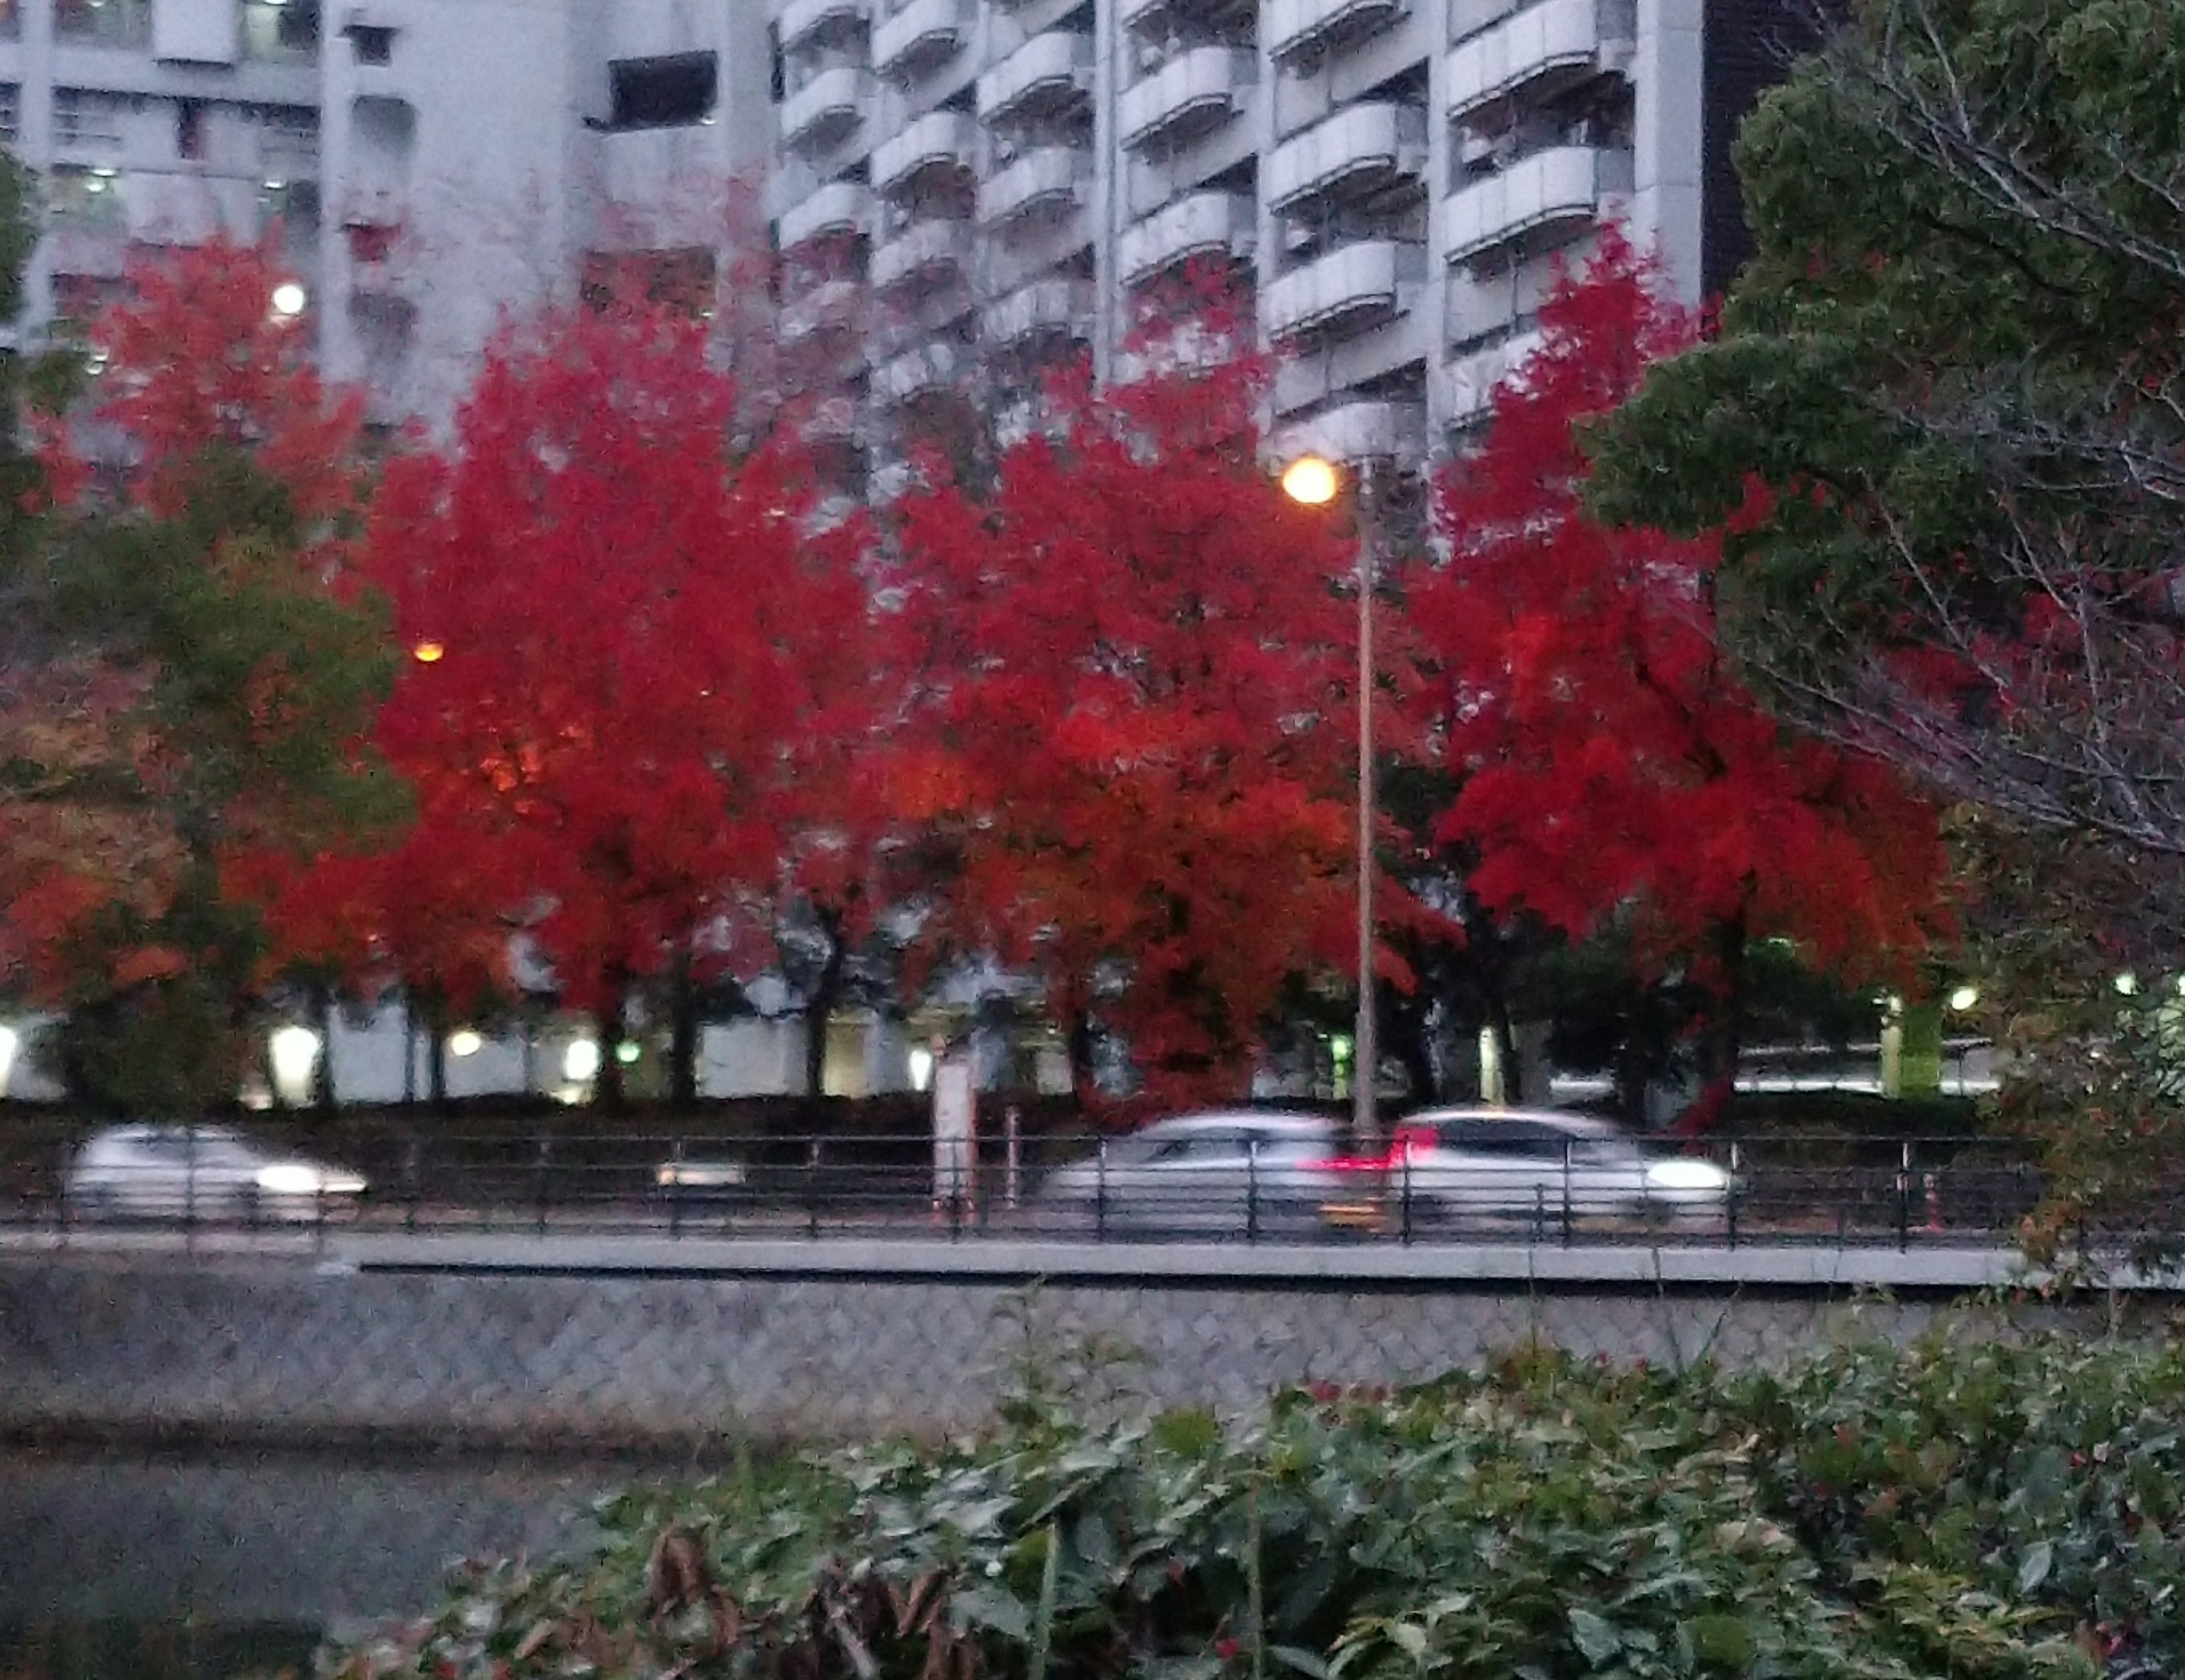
327 1332 2185 1680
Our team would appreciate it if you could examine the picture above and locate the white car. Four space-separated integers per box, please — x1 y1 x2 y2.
66 1124 368 1224
1037 1111 1354 1240
1382 1108 1734 1233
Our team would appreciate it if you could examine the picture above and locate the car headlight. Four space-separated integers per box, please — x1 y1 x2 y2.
256 1163 365 1196
1643 1159 1731 1192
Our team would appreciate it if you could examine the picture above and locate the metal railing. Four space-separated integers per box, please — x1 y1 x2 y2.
0 1127 2157 1249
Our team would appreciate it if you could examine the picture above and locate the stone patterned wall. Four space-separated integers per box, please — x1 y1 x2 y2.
0 1258 2060 1448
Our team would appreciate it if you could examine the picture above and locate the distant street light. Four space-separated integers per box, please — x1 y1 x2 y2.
1281 451 1380 1154
270 281 308 319
411 640 445 664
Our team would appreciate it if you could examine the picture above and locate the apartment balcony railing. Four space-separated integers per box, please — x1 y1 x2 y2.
781 65 872 154
1265 101 1428 213
778 0 869 56
874 340 967 405
1442 143 1631 266
978 145 1090 230
781 276 864 341
1440 325 1544 423
778 179 875 250
1119 46 1255 154
1118 190 1256 285
1276 398 1427 464
873 110 980 197
977 31 1095 127
870 216 974 294
1446 0 1635 119
1121 0 1259 34
1267 0 1410 65
1262 238 1425 341
983 276 1095 349
872 0 971 84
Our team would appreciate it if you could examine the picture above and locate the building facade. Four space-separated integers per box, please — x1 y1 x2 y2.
768 0 1752 475
0 0 773 425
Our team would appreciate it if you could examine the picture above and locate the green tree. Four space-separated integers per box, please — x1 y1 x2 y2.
1588 0 2185 1240
7 236 399 1116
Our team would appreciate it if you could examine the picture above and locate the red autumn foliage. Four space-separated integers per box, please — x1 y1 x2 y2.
1412 231 1950 1120
892 300 1359 1102
359 297 868 1075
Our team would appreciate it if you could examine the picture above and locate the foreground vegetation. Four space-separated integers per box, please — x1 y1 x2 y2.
328 1328 2180 1680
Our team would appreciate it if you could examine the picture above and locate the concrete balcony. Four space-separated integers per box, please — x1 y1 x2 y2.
1267 0 1410 65
1119 191 1256 284
781 65 872 154
983 276 1095 349
1276 398 1427 464
978 146 1089 230
872 0 971 85
1265 101 1428 213
1119 47 1255 153
1441 325 1544 423
778 179 875 250
778 0 868 55
1121 0 1258 32
1262 239 1425 341
977 31 1094 127
1447 0 1634 118
1443 143 1631 265
874 340 967 405
781 276 863 341
799 392 865 444
871 216 973 294
873 110 979 197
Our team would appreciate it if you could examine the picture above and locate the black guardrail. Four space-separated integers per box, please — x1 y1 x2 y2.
0 1124 2156 1250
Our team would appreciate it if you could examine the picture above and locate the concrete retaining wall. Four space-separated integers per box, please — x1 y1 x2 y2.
0 1249 2120 1450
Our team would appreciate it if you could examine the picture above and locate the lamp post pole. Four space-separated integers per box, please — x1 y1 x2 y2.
1279 451 1380 1154
1352 461 1378 1155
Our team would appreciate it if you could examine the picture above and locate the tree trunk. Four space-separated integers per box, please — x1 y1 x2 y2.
419 988 450 1112
1067 1006 1099 1108
1676 915 1749 1136
310 983 336 1112
1484 990 1519 1105
668 945 701 1113
593 969 629 1112
801 909 846 1099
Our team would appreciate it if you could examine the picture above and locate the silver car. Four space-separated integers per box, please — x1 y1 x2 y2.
1036 1111 1353 1240
1384 1108 1733 1234
66 1124 368 1224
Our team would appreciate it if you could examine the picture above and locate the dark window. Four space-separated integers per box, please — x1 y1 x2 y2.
176 98 204 159
348 23 393 64
607 51 718 131
277 0 319 51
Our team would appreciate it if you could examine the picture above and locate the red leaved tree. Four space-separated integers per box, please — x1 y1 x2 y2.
892 302 1359 1104
363 296 861 1107
1412 231 1950 1127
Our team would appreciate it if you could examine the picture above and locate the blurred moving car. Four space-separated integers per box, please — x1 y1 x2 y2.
66 1124 368 1223
1382 1108 1734 1233
652 1154 750 1209
1036 1111 1350 1240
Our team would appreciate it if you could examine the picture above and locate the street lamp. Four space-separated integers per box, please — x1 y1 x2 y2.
1281 451 1380 1154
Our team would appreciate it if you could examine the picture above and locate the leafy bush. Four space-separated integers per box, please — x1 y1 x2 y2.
327 1331 2185 1680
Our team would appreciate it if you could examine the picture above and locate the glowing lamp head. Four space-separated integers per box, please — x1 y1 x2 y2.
270 281 308 319
1281 455 1340 506
411 640 444 664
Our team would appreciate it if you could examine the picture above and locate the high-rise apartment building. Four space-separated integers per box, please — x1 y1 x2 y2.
0 0 1814 457
0 0 772 426
772 0 1820 474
